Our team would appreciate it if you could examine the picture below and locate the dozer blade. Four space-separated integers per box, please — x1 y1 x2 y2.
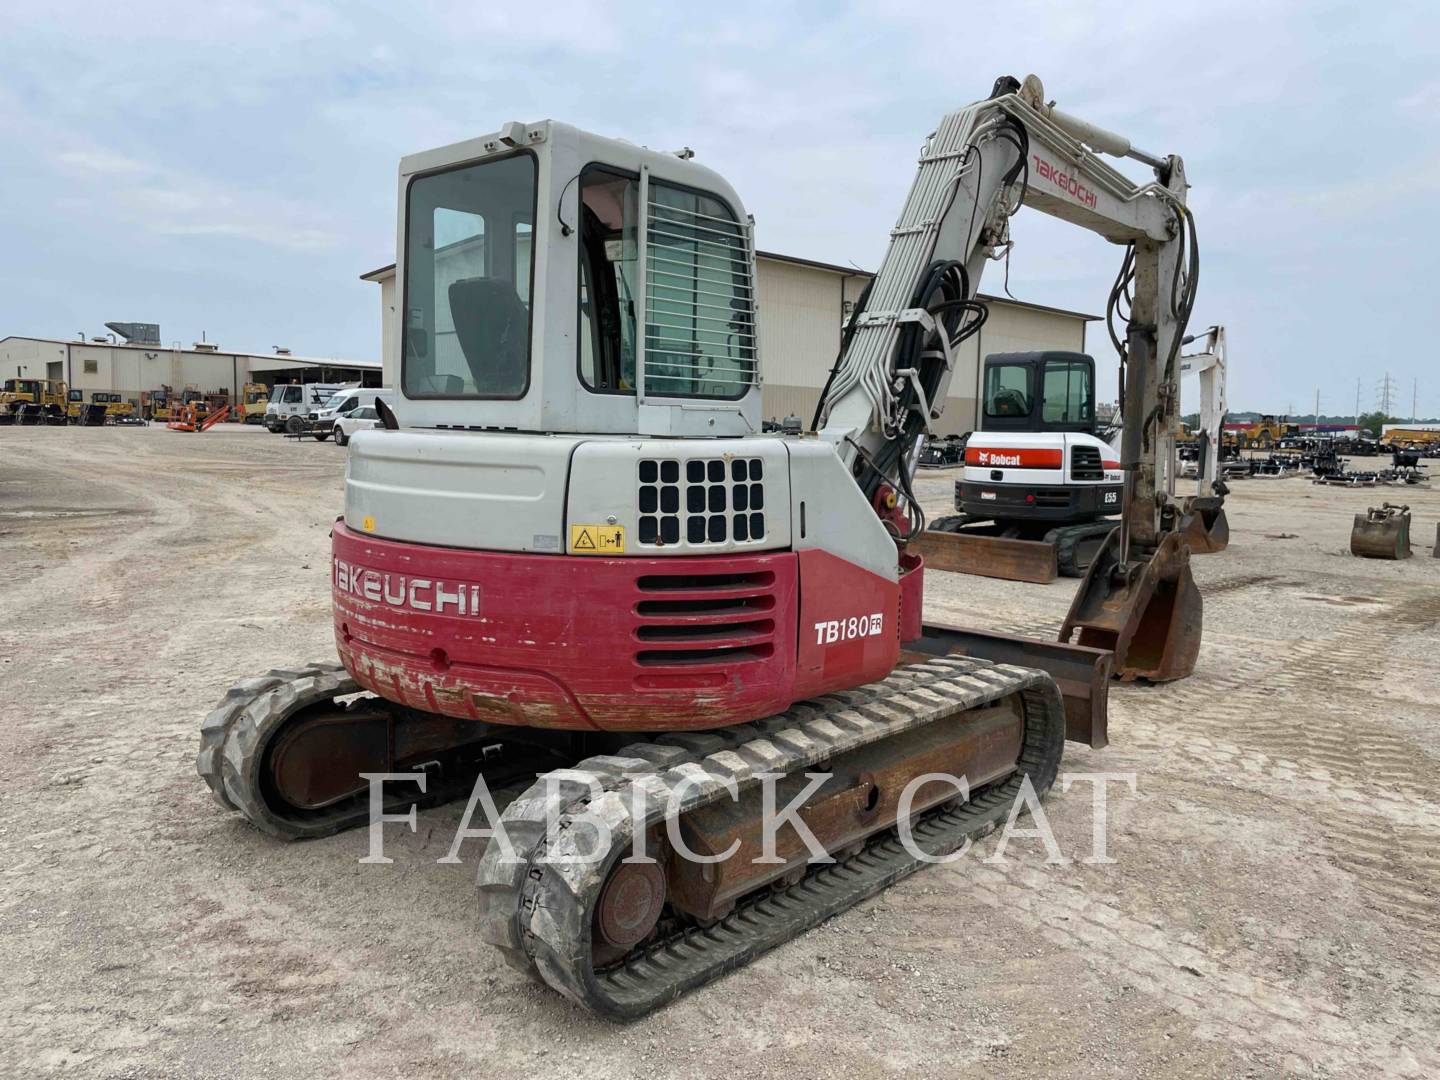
1350 504 1411 560
1177 495 1229 554
903 623 1112 748
1058 529 1201 682
910 527 1058 584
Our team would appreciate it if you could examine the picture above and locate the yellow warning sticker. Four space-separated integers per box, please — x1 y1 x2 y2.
361 515 376 533
569 524 624 555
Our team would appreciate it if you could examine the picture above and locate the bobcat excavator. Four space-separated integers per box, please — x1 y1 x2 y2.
199 75 1202 1018
924 349 1126 582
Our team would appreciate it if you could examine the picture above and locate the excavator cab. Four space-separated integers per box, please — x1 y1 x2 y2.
979 353 1097 433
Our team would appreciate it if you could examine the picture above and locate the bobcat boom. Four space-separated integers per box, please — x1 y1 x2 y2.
199 75 1202 1018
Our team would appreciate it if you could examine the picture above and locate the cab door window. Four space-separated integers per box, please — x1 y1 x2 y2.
984 364 1031 418
1041 361 1092 424
577 166 639 393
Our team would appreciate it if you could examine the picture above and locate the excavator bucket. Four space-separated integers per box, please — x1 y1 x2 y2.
1177 495 1229 554
1059 529 1202 682
1350 503 1411 560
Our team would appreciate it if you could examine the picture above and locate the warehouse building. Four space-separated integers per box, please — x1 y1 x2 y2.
362 251 1095 435
0 334 381 405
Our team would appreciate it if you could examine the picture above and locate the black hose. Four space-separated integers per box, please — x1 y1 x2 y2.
811 277 875 432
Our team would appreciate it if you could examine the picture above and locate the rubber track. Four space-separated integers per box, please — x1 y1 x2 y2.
1046 521 1119 578
196 662 382 840
476 656 1066 1020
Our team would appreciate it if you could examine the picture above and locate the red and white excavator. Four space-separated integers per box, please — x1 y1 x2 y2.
199 75 1202 1018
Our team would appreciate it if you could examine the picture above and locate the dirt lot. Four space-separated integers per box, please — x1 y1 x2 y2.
2 423 1437 1078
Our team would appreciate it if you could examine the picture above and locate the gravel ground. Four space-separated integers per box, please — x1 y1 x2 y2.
2 423 1437 1078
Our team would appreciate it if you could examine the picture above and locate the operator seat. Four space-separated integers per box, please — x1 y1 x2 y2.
449 277 529 396
992 388 1027 417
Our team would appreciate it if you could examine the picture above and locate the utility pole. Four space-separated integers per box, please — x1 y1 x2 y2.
1355 376 1361 428
1412 378 1418 423
1314 388 1320 427
1377 371 1398 418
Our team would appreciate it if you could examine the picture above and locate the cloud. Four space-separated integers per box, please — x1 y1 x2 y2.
1 0 1437 410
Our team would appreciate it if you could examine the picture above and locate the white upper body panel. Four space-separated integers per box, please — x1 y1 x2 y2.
963 430 1120 485
345 428 897 580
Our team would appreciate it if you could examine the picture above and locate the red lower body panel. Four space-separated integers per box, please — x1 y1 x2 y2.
331 522 901 732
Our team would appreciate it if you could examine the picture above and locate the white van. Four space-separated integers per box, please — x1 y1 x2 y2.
265 382 351 433
307 387 393 441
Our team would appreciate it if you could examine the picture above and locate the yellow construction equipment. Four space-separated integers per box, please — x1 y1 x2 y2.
1228 414 1299 450
1 377 69 423
238 382 269 424
1379 427 1440 450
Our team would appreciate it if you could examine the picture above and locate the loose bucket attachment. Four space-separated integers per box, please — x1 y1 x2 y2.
79 403 108 426
1350 503 1411 560
1059 529 1202 682
1177 494 1229 554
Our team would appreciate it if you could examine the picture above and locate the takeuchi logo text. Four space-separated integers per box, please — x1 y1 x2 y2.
1033 154 1099 209
334 558 482 615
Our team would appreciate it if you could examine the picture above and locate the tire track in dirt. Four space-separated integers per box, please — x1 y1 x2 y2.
957 863 1437 1077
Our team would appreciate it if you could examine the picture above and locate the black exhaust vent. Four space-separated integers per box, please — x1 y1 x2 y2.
1070 445 1104 481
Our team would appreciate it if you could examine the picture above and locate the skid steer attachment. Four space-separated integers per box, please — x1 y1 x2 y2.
1058 529 1202 682
1177 494 1229 554
1350 503 1411 560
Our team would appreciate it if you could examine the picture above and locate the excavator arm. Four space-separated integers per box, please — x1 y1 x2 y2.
1169 324 1232 555
820 74 1203 680
1178 325 1229 495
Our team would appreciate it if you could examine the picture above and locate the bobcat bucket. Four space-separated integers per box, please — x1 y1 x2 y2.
1350 503 1411 560
1177 495 1229 554
1059 528 1202 682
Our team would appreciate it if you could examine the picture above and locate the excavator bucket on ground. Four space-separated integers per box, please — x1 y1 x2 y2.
1177 494 1229 553
1058 529 1202 682
1350 503 1411 560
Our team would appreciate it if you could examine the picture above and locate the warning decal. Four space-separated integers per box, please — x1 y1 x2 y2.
569 524 624 555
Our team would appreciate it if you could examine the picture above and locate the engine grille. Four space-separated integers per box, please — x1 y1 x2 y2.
1070 445 1104 481
637 457 766 548
633 569 777 666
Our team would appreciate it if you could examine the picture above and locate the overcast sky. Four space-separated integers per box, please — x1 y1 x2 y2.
3 1 1435 415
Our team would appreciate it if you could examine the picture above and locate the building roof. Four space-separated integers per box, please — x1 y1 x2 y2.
0 335 380 368
359 252 1100 323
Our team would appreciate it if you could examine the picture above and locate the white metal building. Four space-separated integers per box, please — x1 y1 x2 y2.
362 252 1095 435
0 336 381 404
